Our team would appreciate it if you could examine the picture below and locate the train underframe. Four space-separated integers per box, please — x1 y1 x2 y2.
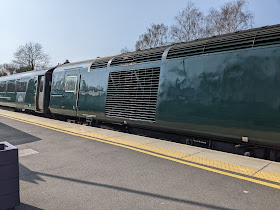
1 105 280 162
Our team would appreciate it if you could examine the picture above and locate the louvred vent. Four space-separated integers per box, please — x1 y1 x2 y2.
105 67 161 122
167 24 280 59
253 26 280 47
90 56 114 69
110 47 165 67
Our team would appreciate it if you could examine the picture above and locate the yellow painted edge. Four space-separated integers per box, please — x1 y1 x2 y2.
1 112 280 190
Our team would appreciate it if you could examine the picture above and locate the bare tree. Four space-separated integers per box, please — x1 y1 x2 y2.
0 63 32 75
170 1 205 42
0 71 7 77
205 0 254 36
1 63 18 75
120 47 131 53
13 42 50 71
135 23 169 50
0 65 7 77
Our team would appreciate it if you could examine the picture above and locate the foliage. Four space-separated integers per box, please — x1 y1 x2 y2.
0 63 35 77
2 63 18 75
0 65 8 77
0 71 7 77
0 63 17 76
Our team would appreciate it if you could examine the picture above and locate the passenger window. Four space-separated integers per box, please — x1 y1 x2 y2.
16 82 27 92
65 76 77 92
0 82 6 92
7 82 15 92
40 81 44 92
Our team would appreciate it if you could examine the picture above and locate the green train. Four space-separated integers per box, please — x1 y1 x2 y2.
0 24 280 160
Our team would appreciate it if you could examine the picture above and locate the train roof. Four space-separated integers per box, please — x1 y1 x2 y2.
53 54 120 72
54 59 97 72
5 24 278 76
0 69 48 82
54 24 280 72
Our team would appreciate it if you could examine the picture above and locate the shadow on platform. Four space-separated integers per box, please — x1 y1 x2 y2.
19 163 232 210
19 164 45 184
16 203 43 210
0 122 41 145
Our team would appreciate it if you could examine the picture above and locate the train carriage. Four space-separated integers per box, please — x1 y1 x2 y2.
49 25 280 150
0 69 53 113
1 24 280 160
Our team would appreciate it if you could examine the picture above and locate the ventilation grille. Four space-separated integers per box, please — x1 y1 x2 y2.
90 56 114 70
254 26 280 47
167 24 280 59
110 47 165 67
105 67 161 122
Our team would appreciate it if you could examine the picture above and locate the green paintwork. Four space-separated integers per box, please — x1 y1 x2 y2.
0 70 47 111
157 45 280 147
62 69 80 116
77 68 108 119
49 71 65 114
48 44 280 148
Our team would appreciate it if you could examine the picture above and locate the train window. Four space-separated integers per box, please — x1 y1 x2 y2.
16 81 27 92
39 81 44 92
0 82 6 92
65 76 77 92
7 82 15 92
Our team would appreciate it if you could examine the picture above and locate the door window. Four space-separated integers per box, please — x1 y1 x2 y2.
39 80 44 92
65 76 77 93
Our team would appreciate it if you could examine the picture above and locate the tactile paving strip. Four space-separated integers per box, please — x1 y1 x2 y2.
0 111 280 189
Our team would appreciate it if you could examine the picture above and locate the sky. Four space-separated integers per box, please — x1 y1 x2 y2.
0 0 280 66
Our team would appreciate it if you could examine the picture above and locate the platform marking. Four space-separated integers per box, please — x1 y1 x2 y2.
19 148 39 157
1 111 280 189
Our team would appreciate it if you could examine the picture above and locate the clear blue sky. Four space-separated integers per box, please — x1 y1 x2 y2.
0 0 279 66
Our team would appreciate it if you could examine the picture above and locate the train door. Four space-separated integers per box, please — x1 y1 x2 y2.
62 70 81 116
35 75 45 111
39 76 45 110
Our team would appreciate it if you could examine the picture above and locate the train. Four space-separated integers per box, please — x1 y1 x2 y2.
0 24 280 161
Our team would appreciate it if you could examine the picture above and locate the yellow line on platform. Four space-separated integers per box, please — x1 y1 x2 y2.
1 112 280 190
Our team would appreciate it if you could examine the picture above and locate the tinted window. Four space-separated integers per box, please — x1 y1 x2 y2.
40 80 44 92
16 81 27 92
65 76 77 92
7 82 15 92
0 82 6 92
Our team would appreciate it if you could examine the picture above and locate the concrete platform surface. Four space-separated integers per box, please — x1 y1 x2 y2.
0 109 279 209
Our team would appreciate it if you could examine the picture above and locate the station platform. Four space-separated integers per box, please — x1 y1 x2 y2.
0 109 280 209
